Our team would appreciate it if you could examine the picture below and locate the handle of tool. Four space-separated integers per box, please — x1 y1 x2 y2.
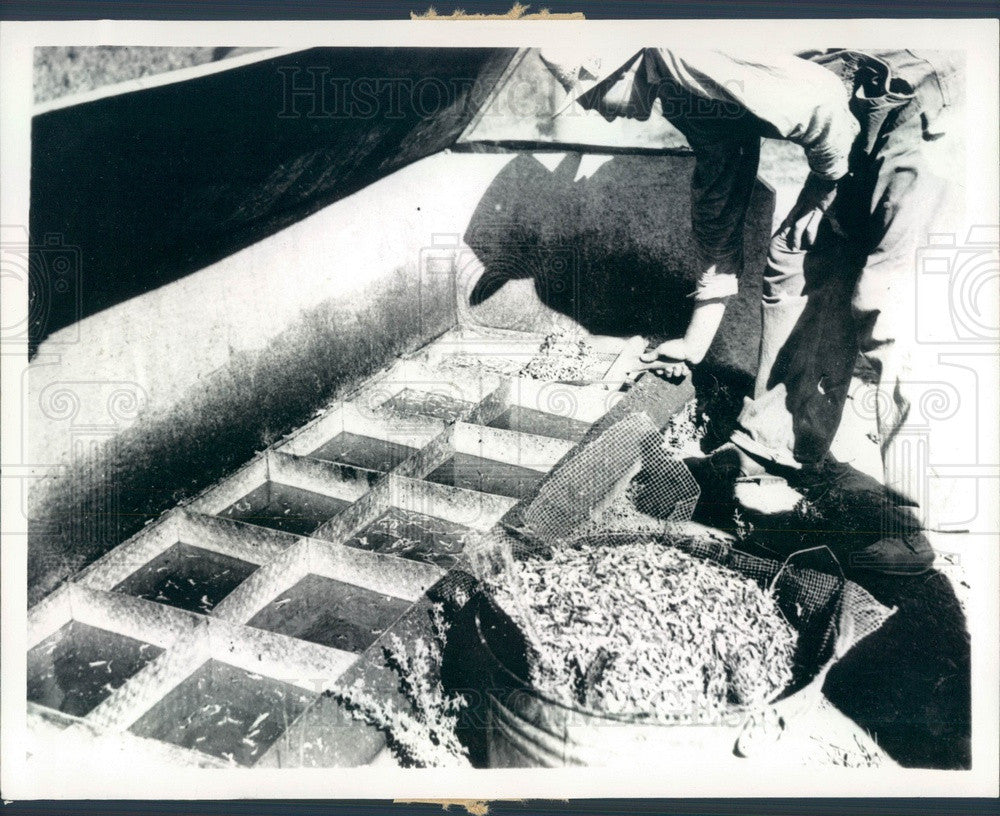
600 335 648 387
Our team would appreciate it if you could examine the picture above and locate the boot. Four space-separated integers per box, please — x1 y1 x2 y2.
794 459 934 576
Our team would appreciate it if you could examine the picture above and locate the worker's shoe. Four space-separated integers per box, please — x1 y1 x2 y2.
794 464 936 577
682 443 761 504
846 529 935 576
706 443 805 515
684 443 804 523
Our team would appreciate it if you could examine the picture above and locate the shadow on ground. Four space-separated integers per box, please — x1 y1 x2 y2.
687 450 972 770
459 151 769 436
826 570 971 768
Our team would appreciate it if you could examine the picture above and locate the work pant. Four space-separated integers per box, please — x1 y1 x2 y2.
732 71 953 524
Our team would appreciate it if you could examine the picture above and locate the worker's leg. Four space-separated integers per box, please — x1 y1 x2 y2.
729 191 865 475
732 63 929 475
820 88 953 573
729 226 810 469
849 109 950 528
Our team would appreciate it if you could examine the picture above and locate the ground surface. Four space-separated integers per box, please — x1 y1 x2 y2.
33 46 264 103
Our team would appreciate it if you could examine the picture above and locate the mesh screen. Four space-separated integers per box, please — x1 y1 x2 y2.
514 412 700 544
477 401 895 686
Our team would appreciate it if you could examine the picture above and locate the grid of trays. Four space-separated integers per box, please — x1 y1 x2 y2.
26 328 637 768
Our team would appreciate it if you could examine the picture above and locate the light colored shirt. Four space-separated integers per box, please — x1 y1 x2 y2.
566 48 861 301
643 49 859 181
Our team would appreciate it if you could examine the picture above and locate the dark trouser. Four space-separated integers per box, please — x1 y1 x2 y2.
733 71 953 525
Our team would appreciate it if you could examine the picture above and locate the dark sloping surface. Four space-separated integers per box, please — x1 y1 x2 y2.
29 47 515 347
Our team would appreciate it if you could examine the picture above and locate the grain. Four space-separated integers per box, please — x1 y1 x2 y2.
434 332 610 383
488 539 797 722
521 332 607 382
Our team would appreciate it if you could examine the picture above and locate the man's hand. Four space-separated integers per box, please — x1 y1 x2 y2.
629 338 691 381
627 298 728 382
776 172 839 250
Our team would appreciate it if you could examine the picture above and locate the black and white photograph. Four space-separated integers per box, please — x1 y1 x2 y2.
0 14 997 801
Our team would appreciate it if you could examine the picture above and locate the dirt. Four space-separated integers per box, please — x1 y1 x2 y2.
27 621 163 717
219 482 351 536
434 332 615 384
247 573 412 653
128 659 315 766
112 541 257 614
487 405 592 442
425 453 544 501
33 46 265 104
520 333 616 382
309 432 418 472
345 507 471 569
380 388 472 423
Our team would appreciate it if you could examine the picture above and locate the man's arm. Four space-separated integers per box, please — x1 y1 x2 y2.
649 51 856 248
776 171 839 251
633 50 858 379
631 297 726 380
